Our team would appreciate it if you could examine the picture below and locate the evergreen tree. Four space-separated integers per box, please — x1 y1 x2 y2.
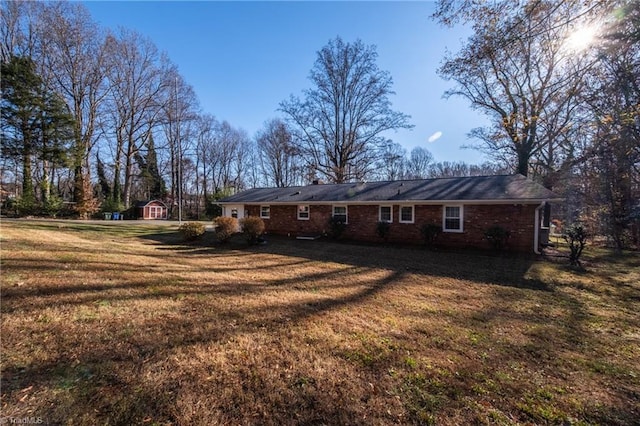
1 55 73 215
135 134 166 200
96 152 112 200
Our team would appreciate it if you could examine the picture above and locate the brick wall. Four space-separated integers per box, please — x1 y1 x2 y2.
244 203 538 252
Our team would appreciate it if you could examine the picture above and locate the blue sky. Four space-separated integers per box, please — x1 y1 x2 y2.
83 1 489 164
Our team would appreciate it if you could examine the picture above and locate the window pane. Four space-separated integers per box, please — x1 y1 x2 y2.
380 206 391 222
444 206 462 231
298 205 309 219
333 206 346 214
332 206 347 223
445 218 460 230
400 206 413 222
445 206 460 218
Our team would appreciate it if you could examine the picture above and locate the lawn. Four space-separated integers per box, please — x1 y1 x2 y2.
1 219 638 425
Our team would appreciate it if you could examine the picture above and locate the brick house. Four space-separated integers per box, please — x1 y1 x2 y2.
218 174 561 253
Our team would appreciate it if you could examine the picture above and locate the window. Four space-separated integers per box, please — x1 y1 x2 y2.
443 205 463 232
297 205 309 220
260 205 270 219
231 208 238 219
332 205 347 223
379 205 392 223
399 205 414 223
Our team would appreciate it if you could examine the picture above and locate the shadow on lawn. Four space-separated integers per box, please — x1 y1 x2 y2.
3 223 638 425
141 231 551 291
2 258 407 424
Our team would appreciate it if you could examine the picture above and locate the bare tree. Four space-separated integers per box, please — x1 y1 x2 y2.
208 120 249 191
194 113 218 209
405 147 434 179
103 28 171 208
38 1 109 217
255 118 302 187
280 37 413 183
435 1 609 185
373 141 406 181
157 70 198 217
0 0 37 63
427 161 509 178
579 1 640 249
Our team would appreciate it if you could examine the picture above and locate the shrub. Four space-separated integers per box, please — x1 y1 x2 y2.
420 223 442 248
376 221 391 241
179 222 206 241
42 195 64 218
328 216 347 240
564 222 588 267
15 196 37 216
484 225 511 251
214 216 238 243
101 198 124 214
240 216 265 244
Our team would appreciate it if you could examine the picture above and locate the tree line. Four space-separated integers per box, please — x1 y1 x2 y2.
1 0 638 249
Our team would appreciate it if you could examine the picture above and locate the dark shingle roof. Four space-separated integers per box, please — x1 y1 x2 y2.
219 174 560 204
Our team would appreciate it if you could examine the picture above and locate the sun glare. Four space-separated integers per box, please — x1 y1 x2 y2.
565 24 599 52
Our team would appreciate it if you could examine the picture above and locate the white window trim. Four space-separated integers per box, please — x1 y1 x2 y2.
443 205 464 233
297 205 310 220
260 205 270 219
379 205 393 223
332 205 348 224
399 205 414 224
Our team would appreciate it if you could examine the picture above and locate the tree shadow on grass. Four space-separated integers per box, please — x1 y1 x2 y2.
141 232 551 291
1 263 407 424
5 222 636 425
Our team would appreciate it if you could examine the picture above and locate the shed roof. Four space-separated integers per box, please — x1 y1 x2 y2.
219 174 561 205
134 200 167 208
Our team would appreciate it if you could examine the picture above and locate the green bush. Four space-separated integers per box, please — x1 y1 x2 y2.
100 198 124 214
420 223 442 247
214 216 238 243
179 222 206 241
240 216 265 244
564 222 588 267
484 225 511 251
42 195 64 218
376 221 391 241
15 196 37 216
328 216 347 240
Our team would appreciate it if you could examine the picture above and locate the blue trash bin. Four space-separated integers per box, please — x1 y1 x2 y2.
112 212 120 220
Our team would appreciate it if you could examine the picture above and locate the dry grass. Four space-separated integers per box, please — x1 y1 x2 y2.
1 219 639 425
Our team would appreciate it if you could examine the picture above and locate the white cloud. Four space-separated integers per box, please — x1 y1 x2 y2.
427 131 442 143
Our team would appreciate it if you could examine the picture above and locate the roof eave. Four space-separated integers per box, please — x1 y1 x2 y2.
217 198 564 205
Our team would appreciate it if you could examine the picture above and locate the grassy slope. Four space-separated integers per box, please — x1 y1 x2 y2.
1 220 638 425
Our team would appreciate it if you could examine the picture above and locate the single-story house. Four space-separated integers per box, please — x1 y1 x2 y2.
218 174 562 253
135 200 168 220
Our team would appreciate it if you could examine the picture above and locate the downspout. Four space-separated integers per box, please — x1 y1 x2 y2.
534 201 546 254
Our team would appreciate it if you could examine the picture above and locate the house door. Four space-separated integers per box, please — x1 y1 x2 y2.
225 205 245 220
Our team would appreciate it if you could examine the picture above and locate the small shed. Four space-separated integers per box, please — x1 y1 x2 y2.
135 200 168 220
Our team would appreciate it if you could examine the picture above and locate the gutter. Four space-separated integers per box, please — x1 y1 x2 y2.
534 201 546 254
